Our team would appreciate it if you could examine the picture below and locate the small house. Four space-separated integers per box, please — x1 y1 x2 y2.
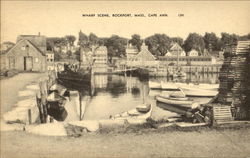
3 35 46 72
187 49 199 56
93 46 108 65
169 43 186 56
126 44 139 60
128 42 158 67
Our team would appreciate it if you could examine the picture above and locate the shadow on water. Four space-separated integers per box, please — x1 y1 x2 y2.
54 73 218 121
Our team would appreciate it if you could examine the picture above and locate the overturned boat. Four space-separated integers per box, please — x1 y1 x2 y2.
110 103 152 120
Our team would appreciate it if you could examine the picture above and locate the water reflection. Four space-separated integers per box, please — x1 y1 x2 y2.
63 73 219 120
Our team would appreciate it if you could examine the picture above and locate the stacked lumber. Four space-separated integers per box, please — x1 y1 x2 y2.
217 41 250 120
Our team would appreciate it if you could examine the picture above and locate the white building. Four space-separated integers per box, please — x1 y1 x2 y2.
187 49 199 56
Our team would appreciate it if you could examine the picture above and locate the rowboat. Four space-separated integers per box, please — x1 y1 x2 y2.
110 104 152 120
182 88 218 97
47 92 68 121
148 81 161 89
156 95 194 107
158 94 189 101
156 95 200 116
160 81 180 90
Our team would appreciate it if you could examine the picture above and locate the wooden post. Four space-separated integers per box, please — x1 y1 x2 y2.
39 81 48 123
36 92 44 123
50 117 54 123
28 109 32 124
79 92 82 121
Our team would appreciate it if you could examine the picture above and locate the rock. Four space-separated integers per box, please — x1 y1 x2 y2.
68 120 99 132
126 119 147 125
99 119 126 128
157 123 175 128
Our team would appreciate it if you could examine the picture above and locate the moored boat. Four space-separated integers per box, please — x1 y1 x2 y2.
158 94 189 101
160 81 180 90
57 64 92 90
156 95 200 117
182 88 218 97
156 95 194 108
176 83 219 91
110 103 152 120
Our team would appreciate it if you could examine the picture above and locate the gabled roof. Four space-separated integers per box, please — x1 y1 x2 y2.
131 46 156 61
5 39 46 56
170 43 183 51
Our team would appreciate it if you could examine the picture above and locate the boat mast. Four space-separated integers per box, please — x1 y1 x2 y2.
177 45 179 71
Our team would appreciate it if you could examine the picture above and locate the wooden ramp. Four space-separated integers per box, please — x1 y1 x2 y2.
213 106 233 125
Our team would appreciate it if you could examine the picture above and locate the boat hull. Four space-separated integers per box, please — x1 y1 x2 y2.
160 81 180 90
156 96 193 116
183 89 218 97
110 104 152 120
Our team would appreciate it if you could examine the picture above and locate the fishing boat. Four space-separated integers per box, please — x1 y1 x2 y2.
182 88 218 97
57 64 92 89
148 81 161 89
161 81 180 90
110 103 152 120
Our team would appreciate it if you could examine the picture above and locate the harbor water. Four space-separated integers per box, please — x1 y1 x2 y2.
78 73 219 120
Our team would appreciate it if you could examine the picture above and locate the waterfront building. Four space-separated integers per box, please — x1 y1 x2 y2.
127 42 158 67
187 49 199 56
80 47 93 66
1 34 47 72
167 43 186 56
93 46 108 65
126 44 139 60
46 51 54 62
158 56 212 66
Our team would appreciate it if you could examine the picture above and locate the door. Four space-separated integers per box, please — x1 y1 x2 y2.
24 56 33 71
9 57 15 69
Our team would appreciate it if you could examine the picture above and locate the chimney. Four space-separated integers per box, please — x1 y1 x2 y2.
38 32 40 36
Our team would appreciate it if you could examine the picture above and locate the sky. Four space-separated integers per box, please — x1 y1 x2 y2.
1 1 250 43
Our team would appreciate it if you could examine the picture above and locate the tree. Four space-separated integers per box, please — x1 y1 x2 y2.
183 33 205 55
54 51 61 61
145 34 172 57
78 30 89 48
203 32 219 51
88 33 99 47
220 32 238 49
171 37 184 46
238 33 250 41
129 34 143 51
105 35 127 58
65 35 76 46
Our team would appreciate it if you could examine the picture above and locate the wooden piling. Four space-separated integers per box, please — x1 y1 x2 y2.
28 109 32 124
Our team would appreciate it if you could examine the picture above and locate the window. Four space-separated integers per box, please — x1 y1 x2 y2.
21 46 26 50
35 58 39 63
